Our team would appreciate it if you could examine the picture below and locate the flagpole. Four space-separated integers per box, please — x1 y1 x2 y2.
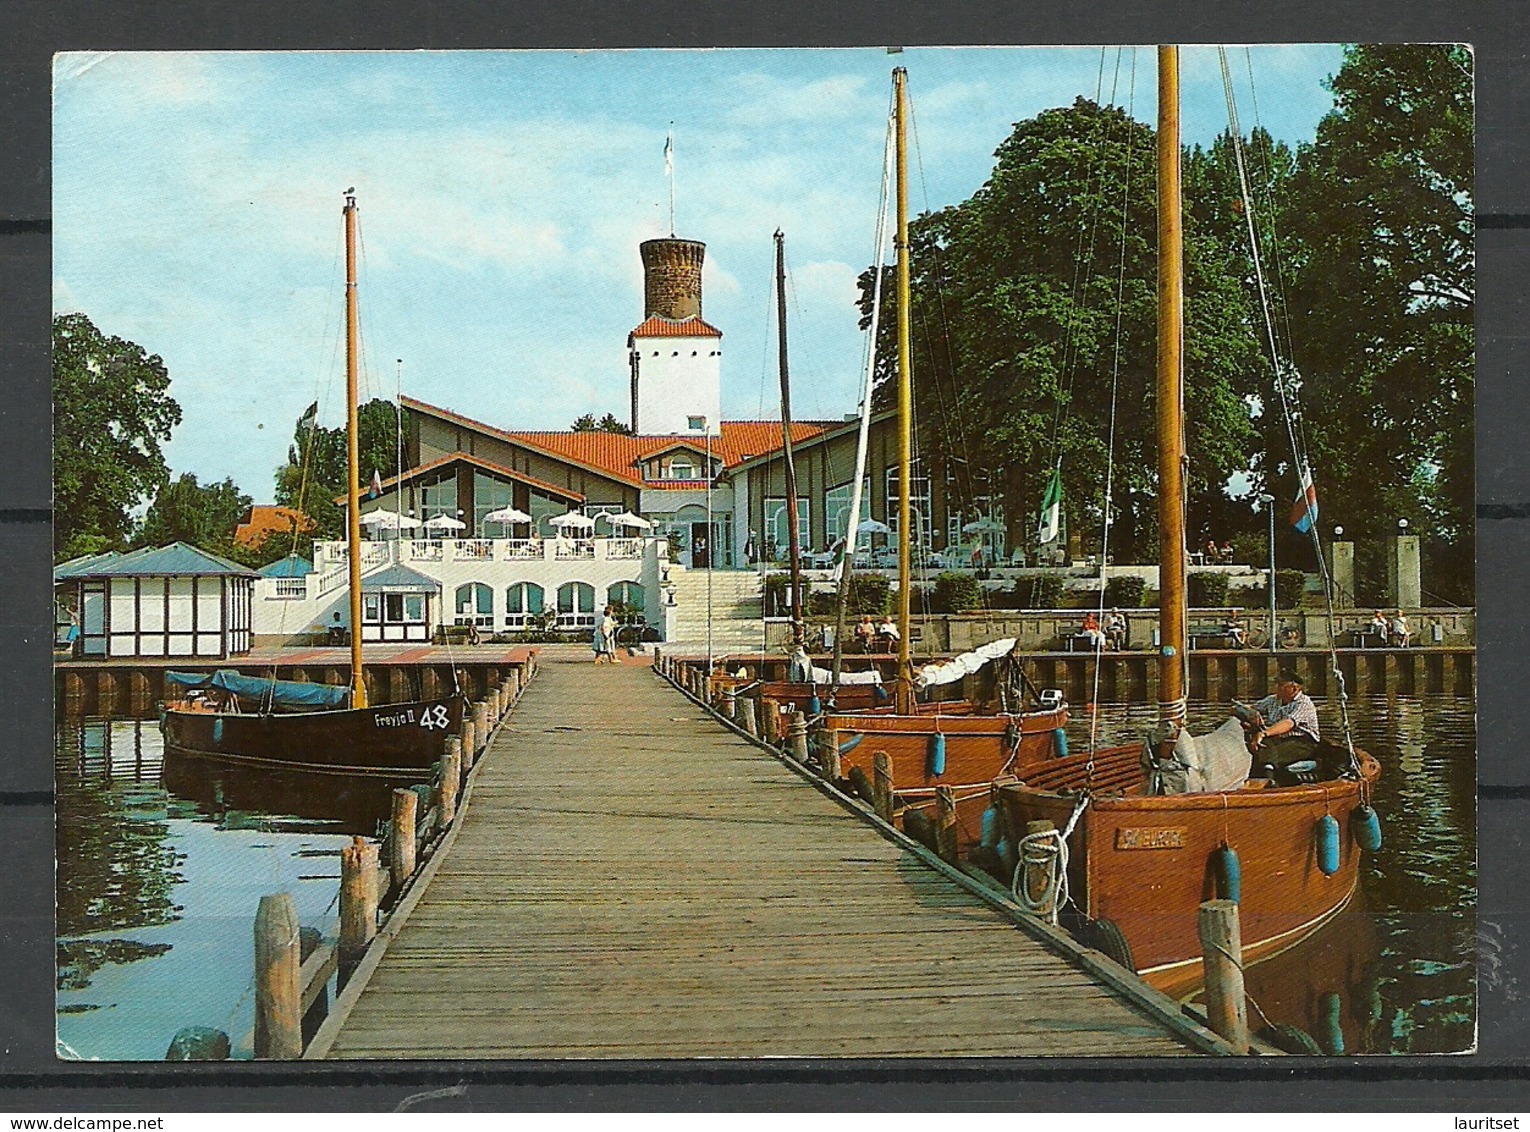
666 123 676 236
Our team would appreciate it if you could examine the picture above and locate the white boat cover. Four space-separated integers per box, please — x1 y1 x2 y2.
1149 717 1252 794
809 665 883 686
912 638 1017 689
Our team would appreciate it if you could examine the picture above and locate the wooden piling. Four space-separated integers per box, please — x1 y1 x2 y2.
721 686 736 721
1198 899 1249 1054
820 728 842 782
461 719 477 768
787 710 810 763
440 746 462 826
488 688 501 729
739 696 759 738
1022 819 1058 918
253 893 302 1059
339 837 379 970
935 786 958 863
872 750 894 823
472 701 489 749
390 789 418 892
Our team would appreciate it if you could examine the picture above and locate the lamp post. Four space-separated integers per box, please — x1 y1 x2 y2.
693 416 712 674
1257 493 1276 653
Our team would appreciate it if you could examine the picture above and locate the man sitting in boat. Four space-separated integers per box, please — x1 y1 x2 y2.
1240 670 1321 769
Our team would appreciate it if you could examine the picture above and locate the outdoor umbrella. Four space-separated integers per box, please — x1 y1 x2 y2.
424 514 467 531
360 509 421 529
962 517 1006 534
549 511 596 529
483 507 533 525
607 511 652 530
855 518 893 536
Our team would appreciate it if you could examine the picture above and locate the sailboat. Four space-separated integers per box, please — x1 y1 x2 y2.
160 191 464 782
813 68 1070 838
995 47 1382 988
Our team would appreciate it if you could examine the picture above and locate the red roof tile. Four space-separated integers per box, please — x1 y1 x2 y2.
402 396 832 488
628 315 722 339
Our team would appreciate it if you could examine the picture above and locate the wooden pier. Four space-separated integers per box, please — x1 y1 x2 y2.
309 654 1216 1058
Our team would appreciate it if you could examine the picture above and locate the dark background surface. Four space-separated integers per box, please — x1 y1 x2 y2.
3 0 1526 1110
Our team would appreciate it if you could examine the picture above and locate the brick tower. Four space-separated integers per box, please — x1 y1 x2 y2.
628 236 722 435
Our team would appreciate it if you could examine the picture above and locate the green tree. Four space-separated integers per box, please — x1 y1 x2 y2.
53 314 182 561
1285 44 1474 600
274 398 408 543
859 99 1260 563
572 412 634 435
137 473 252 558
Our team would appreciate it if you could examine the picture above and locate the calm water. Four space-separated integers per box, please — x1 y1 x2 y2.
55 694 1474 1059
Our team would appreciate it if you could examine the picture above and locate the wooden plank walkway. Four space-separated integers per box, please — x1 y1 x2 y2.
320 656 1195 1058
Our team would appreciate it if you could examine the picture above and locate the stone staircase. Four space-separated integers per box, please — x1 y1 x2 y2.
666 567 770 650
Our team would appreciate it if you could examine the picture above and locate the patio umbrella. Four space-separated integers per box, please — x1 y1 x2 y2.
483 507 533 525
360 509 420 529
607 511 652 530
855 518 893 536
962 517 1006 534
549 511 596 529
424 514 467 531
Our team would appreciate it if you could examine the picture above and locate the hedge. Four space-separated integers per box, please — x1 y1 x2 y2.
1103 574 1148 608
1189 571 1231 608
933 571 983 614
1025 572 1065 609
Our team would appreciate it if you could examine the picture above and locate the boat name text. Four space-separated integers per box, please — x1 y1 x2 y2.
1115 827 1186 850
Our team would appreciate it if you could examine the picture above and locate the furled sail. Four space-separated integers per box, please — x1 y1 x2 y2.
912 637 1017 689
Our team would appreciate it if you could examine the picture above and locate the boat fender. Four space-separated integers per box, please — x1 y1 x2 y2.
927 732 947 777
1212 843 1242 903
1258 1023 1324 1056
903 809 940 854
1318 990 1346 1055
838 733 865 757
1352 804 1382 852
980 804 1001 850
873 684 891 702
212 717 224 745
847 765 874 805
1003 721 1021 749
996 837 1017 877
1053 728 1069 759
807 695 822 716
1315 813 1342 876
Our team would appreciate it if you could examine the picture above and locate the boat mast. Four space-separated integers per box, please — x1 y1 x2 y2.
344 191 368 709
1155 47 1186 728
775 229 806 648
893 67 914 713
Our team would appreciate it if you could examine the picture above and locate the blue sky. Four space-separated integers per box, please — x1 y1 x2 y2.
54 46 1347 503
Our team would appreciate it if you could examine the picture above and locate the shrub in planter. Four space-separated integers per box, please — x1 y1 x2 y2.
806 589 837 618
1103 574 1148 608
1024 572 1065 609
849 572 890 616
1275 568 1306 609
933 571 983 614
1189 571 1231 608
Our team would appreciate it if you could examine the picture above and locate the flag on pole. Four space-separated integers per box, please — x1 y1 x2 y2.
1290 468 1318 533
664 130 673 176
1036 468 1063 545
298 400 319 427
369 469 383 499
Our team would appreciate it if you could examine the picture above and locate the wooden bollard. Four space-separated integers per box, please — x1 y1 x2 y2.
820 728 843 782
440 745 462 826
1199 899 1250 1053
390 788 418 891
721 686 736 720
472 701 489 750
872 751 894 822
1022 819 1058 917
935 786 959 863
339 836 379 969
739 696 759 738
444 736 463 787
461 719 477 769
763 701 781 743
253 893 302 1059
787 710 810 763
487 688 500 729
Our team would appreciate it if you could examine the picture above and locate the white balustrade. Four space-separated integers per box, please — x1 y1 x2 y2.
406 539 444 562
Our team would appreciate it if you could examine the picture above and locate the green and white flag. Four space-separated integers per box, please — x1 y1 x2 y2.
1036 468 1062 545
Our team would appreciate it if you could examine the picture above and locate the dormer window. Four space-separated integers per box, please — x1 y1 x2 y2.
667 457 698 480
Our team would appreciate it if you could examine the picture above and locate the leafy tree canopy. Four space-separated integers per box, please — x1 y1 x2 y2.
54 314 182 562
274 398 408 545
572 412 635 435
136 473 255 562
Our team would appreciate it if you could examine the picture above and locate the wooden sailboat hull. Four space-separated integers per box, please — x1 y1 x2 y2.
998 743 1382 987
160 697 465 782
823 707 1069 795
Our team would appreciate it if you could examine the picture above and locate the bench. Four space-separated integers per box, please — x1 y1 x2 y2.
1063 633 1100 653
1189 626 1239 650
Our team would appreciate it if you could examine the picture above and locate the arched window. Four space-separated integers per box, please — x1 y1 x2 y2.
504 581 545 629
454 582 493 628
607 580 645 623
556 581 596 628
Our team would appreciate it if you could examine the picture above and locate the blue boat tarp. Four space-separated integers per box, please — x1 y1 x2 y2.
166 670 349 710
